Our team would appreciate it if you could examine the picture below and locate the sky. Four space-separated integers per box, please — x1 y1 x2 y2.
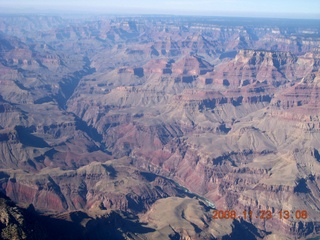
1 0 320 19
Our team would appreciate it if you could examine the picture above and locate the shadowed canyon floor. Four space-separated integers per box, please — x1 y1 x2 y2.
0 15 320 239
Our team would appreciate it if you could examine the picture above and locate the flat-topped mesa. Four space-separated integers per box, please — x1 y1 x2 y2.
214 49 299 88
140 55 214 77
269 71 320 129
237 49 294 59
174 82 273 110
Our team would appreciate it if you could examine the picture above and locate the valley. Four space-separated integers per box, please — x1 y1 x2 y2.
0 15 320 239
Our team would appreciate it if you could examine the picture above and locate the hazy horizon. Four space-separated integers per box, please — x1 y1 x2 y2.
0 0 320 19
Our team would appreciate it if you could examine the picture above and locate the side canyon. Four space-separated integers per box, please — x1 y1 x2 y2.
0 15 320 239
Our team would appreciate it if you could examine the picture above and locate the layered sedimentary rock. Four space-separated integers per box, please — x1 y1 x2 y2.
0 15 320 239
1 158 203 214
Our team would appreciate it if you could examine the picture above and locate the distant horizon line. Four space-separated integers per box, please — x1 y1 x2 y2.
0 10 319 21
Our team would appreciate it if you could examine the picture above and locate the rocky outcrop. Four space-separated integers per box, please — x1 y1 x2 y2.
0 159 209 215
0 15 320 240
0 192 29 240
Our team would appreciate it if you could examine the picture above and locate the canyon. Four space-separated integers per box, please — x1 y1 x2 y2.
0 15 320 239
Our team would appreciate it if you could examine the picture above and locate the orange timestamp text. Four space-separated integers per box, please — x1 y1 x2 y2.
212 210 308 220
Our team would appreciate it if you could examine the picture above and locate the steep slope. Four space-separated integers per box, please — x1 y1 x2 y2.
0 15 320 239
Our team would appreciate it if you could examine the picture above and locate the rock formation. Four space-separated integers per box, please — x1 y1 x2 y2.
0 15 320 239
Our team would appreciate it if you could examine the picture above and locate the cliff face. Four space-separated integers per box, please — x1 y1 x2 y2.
2 159 202 214
0 15 320 239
